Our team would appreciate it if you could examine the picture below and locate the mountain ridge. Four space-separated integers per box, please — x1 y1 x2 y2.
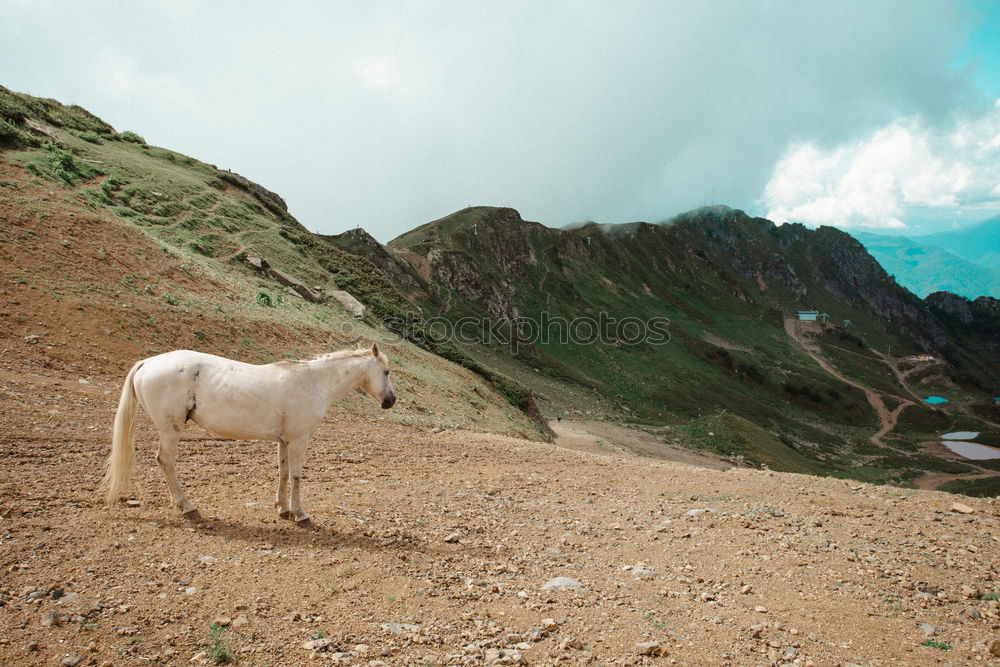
334 204 1000 490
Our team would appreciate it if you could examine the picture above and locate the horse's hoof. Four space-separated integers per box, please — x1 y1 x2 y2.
278 510 292 520
183 509 202 522
296 517 313 529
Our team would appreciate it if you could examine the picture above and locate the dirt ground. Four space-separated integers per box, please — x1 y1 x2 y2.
1 353 999 666
1 162 1000 666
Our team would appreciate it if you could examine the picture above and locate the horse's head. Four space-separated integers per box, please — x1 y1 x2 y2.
358 343 396 409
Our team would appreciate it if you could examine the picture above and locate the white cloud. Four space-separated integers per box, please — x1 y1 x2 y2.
763 102 1000 229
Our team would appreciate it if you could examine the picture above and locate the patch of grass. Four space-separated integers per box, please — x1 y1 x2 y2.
642 613 666 630
77 130 104 144
118 130 146 144
938 476 1000 497
152 201 189 217
920 639 950 650
206 623 234 664
256 291 274 307
0 118 39 148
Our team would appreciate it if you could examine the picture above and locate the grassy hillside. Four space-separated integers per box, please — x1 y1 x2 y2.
0 84 548 439
365 206 1000 489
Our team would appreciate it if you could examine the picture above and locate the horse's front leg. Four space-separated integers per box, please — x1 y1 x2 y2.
285 438 311 527
275 440 290 519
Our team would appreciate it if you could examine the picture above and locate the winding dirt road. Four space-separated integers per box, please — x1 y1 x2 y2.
783 318 913 447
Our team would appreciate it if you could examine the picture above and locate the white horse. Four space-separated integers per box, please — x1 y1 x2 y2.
101 344 396 526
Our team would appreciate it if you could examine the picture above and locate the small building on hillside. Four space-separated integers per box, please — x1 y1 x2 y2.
796 311 819 321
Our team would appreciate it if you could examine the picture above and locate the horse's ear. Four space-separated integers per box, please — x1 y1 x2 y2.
371 342 380 357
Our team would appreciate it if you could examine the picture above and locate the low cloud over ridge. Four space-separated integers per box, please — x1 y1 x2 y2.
763 101 1000 231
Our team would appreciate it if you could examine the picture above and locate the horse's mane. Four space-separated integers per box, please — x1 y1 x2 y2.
275 347 385 366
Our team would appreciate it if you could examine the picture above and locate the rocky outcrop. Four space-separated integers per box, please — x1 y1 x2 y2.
217 170 288 216
926 291 973 323
245 256 322 303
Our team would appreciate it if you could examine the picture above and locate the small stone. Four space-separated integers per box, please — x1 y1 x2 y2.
988 638 1000 657
749 624 764 639
302 637 336 651
559 636 583 650
198 555 217 565
541 576 585 592
213 617 231 627
50 587 64 599
125 500 141 507
42 610 60 627
754 605 768 613
918 622 936 636
444 532 461 543
231 614 249 627
950 502 975 514
61 657 80 666
189 651 207 662
185 587 198 595
541 618 559 632
964 606 982 620
26 641 39 652
636 640 666 656
740 584 753 595
381 622 420 635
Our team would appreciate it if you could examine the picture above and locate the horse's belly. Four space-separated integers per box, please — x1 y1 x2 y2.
189 407 284 442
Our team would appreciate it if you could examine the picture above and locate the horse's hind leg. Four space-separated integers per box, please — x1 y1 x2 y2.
275 439 290 519
286 438 311 527
156 430 200 520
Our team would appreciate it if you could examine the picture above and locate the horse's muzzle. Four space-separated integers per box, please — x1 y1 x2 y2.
381 394 396 409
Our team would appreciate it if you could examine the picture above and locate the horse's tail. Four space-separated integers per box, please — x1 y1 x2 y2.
101 361 143 504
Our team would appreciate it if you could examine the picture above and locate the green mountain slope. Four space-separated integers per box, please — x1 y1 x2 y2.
339 205 1000 487
0 84 550 439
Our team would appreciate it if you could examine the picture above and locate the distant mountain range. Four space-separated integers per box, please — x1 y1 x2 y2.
853 217 1000 299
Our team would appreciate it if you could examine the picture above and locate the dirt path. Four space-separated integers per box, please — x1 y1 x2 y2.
550 419 732 470
784 319 913 447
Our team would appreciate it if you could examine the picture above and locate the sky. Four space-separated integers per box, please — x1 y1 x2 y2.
2 0 1000 240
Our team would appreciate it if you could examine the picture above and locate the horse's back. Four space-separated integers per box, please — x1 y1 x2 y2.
134 350 297 441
